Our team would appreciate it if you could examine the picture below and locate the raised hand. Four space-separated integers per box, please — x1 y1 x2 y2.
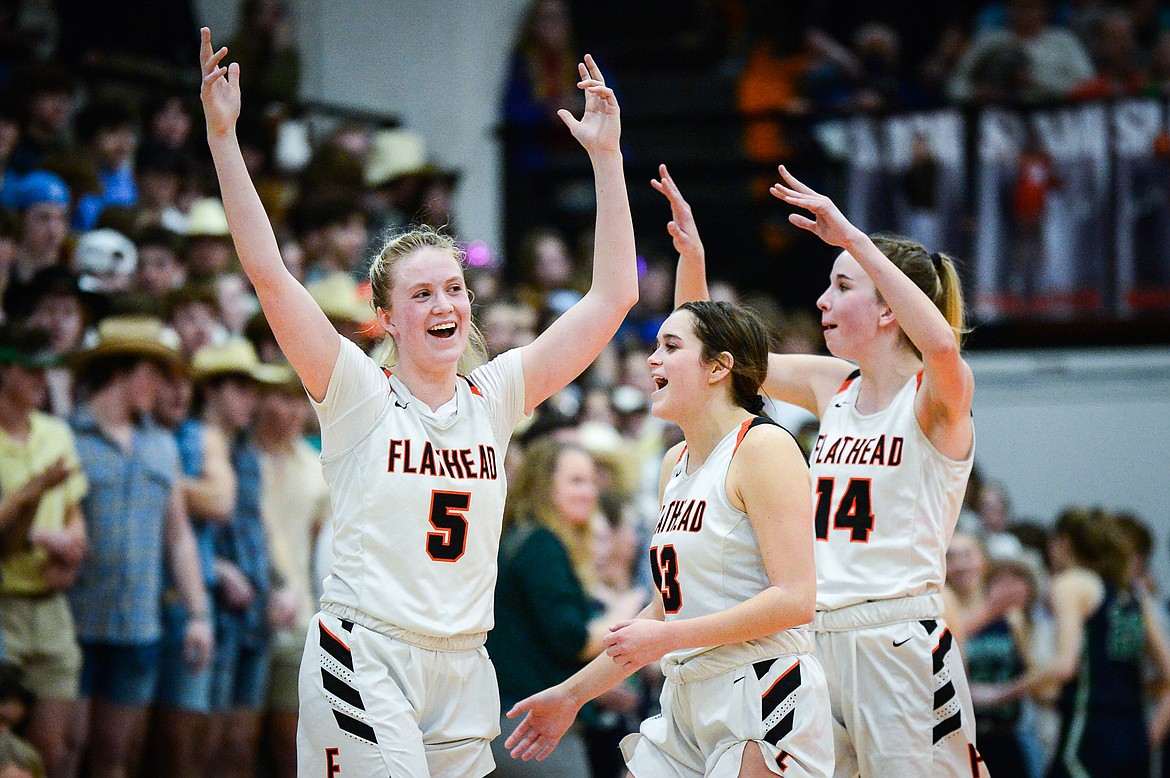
559 54 620 155
199 27 240 139
651 163 705 264
504 685 582 762
770 165 865 249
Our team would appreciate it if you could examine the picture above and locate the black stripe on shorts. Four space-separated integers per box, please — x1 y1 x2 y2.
322 668 366 711
333 709 378 745
319 621 355 671
932 629 953 675
934 711 962 744
762 661 801 720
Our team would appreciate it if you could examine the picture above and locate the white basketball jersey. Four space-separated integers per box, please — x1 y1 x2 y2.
313 338 526 638
652 418 787 664
811 371 973 610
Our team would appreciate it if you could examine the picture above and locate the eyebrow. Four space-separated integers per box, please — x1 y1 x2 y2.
406 276 463 293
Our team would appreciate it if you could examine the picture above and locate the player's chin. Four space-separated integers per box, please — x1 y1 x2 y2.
648 392 674 423
426 332 466 358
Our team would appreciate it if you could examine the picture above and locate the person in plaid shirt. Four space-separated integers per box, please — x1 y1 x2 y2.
66 315 213 778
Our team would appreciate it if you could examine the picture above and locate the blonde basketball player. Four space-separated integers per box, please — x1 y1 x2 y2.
505 300 833 778
200 28 638 778
658 164 984 777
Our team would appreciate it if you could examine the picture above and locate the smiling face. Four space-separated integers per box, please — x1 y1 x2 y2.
552 447 598 528
647 309 711 423
377 247 471 372
815 251 888 360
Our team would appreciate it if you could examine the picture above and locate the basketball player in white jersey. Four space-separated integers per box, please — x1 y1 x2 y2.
200 29 638 777
504 300 833 777
658 164 985 777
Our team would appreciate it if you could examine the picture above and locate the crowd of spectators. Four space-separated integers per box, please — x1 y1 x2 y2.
0 1 1166 777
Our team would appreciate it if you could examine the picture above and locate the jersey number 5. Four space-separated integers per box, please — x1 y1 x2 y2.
427 490 470 562
814 477 875 542
649 544 682 614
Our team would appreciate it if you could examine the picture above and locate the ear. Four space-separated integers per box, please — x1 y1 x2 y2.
376 306 397 338
708 351 734 384
877 301 897 330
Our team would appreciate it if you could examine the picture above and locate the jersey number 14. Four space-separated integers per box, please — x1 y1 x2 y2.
814 477 875 543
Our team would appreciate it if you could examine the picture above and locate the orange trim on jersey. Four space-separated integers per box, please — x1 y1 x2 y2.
932 628 951 655
836 370 860 395
459 374 484 397
321 623 350 652
732 419 754 456
675 446 688 465
915 370 924 391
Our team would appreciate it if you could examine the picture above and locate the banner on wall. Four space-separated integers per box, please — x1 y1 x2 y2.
973 105 1110 322
845 111 969 265
1114 99 1170 315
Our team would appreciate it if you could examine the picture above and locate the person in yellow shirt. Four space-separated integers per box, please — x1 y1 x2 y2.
0 324 87 778
252 362 330 778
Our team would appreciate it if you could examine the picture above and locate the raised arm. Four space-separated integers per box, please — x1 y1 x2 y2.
654 166 851 417
200 28 338 400
771 165 974 444
653 163 709 307
519 54 638 413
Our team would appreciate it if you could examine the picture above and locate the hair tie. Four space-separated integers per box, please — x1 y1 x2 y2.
930 252 943 271
747 395 766 415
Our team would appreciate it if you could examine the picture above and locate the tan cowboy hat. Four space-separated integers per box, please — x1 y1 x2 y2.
70 315 185 374
307 272 376 327
186 197 231 238
576 421 639 498
253 360 304 394
189 338 270 383
364 129 427 188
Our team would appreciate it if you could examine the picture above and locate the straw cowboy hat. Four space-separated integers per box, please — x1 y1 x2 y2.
364 129 428 188
189 338 277 384
70 315 185 374
185 197 231 238
252 360 304 394
307 272 376 329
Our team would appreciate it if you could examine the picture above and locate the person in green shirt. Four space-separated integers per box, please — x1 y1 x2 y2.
489 437 643 777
